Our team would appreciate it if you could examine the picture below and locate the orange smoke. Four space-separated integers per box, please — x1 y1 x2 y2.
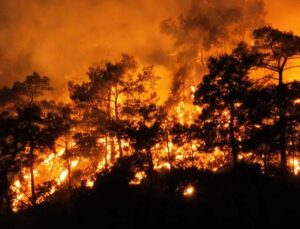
0 0 299 102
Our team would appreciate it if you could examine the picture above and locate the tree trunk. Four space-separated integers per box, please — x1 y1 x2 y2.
4 191 12 215
110 137 116 163
278 70 288 175
107 88 116 162
146 147 154 175
29 145 36 207
104 135 108 171
66 156 72 199
117 135 123 159
0 170 12 214
263 145 268 175
114 86 123 159
291 126 296 157
66 153 72 199
229 102 238 167
64 136 72 199
1 146 18 214
165 130 172 170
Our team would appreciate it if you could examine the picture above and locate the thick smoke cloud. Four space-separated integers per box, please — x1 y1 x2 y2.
0 0 299 101
0 0 188 98
160 0 266 102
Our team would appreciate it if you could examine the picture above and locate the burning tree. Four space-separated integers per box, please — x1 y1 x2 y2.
0 73 63 210
0 112 24 213
194 43 259 167
69 54 138 162
0 26 299 214
252 26 300 175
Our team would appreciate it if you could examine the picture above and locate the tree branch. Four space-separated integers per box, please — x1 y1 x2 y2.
252 75 278 85
261 63 278 71
283 65 300 71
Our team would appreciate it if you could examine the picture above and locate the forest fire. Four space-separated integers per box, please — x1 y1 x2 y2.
4 75 299 212
0 1 300 228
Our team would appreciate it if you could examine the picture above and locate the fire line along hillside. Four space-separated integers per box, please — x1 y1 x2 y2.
0 1 299 226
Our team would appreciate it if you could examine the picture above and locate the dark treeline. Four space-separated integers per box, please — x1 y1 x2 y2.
0 26 300 228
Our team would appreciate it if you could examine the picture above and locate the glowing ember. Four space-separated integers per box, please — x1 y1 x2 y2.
86 179 95 188
183 185 195 197
154 162 171 171
130 171 146 185
290 159 300 175
14 180 21 188
50 187 56 195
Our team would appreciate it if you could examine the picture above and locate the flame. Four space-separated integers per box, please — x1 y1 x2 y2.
59 170 68 183
130 171 146 185
57 149 65 157
183 185 195 197
86 179 95 188
71 159 79 168
191 86 196 93
154 162 171 171
290 159 300 175
7 79 300 212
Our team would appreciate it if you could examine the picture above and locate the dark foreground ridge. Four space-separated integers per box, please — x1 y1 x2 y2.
2 157 300 229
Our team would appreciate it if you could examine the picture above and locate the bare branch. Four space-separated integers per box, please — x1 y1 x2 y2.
261 63 278 71
280 56 288 70
283 65 300 71
252 75 278 85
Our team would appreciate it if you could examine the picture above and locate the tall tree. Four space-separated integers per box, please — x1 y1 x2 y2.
46 105 75 198
253 26 300 174
243 85 278 173
0 72 52 112
122 66 161 174
0 73 55 207
0 112 25 213
194 43 258 167
69 54 137 161
125 104 163 175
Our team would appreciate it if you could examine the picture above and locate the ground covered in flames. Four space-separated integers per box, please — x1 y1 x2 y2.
2 157 300 229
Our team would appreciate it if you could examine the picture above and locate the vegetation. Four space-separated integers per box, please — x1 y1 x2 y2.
0 26 299 228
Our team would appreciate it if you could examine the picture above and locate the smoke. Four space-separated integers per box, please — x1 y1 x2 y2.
0 0 299 102
0 0 186 95
160 0 266 102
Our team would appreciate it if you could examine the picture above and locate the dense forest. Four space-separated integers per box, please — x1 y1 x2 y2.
0 0 300 227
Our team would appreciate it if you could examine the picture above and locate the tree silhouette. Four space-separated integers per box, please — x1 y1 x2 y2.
121 66 162 174
243 85 277 173
0 72 57 207
47 105 75 198
194 43 258 167
0 112 25 213
253 26 300 175
69 54 137 161
125 105 163 175
0 72 52 110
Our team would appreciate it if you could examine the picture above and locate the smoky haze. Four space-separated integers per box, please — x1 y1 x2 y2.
0 0 188 99
0 0 299 101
